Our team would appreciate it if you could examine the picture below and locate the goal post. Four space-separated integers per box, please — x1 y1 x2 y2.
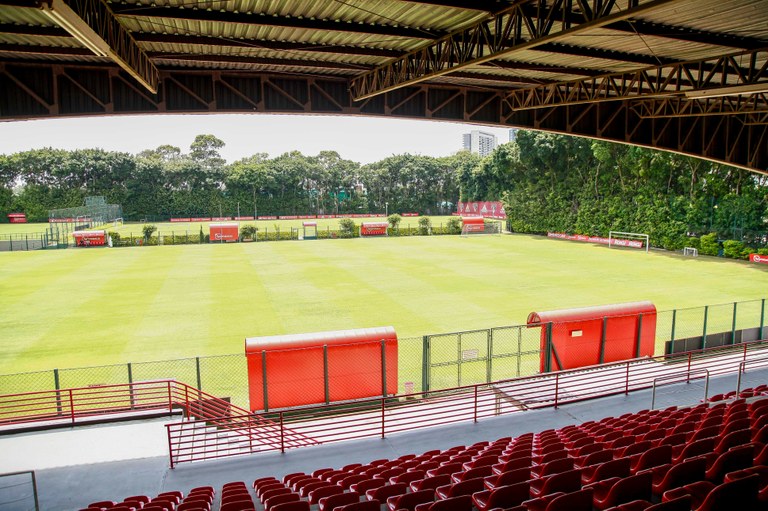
683 247 698 257
608 231 649 253
461 217 503 237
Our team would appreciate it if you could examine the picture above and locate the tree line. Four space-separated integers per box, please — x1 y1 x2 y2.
0 134 466 222
460 131 767 251
0 131 766 251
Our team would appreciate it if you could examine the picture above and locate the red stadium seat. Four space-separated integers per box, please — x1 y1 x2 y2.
483 467 531 491
335 499 380 511
264 493 300 511
651 456 707 497
269 501 309 511
529 468 582 498
411 474 451 493
386 489 435 511
434 477 485 500
582 458 631 485
308 485 343 505
414 494 473 511
471 481 530 511
524 488 593 511
365 483 407 503
590 471 653 511
319 491 360 511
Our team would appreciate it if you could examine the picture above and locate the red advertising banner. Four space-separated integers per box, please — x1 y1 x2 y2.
190 217 211 222
280 215 298 220
211 216 231 221
258 216 278 220
234 216 255 221
548 232 644 249
7 213 27 223
750 254 768 265
170 218 190 222
401 212 419 217
457 201 506 219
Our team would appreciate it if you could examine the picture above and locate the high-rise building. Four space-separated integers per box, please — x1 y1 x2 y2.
509 128 519 142
462 130 497 157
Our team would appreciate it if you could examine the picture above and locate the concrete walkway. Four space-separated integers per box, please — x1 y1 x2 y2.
0 366 763 510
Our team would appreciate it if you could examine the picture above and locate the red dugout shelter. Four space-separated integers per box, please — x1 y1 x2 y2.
461 216 485 233
245 327 398 411
527 302 657 373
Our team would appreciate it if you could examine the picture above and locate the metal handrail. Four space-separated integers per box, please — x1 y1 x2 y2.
736 355 768 394
651 369 710 409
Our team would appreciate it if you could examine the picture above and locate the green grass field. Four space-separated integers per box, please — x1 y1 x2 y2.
1 233 766 377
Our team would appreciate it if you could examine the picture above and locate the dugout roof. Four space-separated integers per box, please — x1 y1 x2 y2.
0 0 766 173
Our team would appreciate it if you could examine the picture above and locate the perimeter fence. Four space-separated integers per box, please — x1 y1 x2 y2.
0 298 765 411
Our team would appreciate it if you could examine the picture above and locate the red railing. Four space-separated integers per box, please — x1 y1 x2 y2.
0 380 318 460
165 339 768 467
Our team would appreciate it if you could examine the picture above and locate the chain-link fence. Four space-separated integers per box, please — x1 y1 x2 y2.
0 232 68 252
0 299 765 411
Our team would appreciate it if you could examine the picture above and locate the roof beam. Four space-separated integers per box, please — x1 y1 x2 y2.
349 0 682 100
504 48 768 111
149 53 373 72
108 4 445 40
135 34 403 58
534 42 677 66
38 0 158 93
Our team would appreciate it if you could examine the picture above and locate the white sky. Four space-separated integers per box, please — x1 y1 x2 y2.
0 114 512 164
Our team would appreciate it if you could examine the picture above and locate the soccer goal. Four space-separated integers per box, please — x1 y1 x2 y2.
683 247 698 257
608 231 649 253
461 217 503 236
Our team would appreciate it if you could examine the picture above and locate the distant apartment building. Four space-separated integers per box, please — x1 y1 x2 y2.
509 128 519 142
462 130 497 157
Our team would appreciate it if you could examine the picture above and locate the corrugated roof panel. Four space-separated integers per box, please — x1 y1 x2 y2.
0 5 55 26
108 0 484 35
636 0 767 39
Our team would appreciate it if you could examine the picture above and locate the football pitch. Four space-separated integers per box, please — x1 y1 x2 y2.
0 233 767 376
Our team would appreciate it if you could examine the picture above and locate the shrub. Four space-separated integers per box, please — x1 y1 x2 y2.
722 239 747 259
699 233 719 256
418 216 431 235
199 225 204 244
446 216 462 234
338 218 357 238
387 214 402 229
107 231 120 242
142 224 157 240
240 224 257 240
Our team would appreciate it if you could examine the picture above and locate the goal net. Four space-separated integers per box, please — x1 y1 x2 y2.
461 218 503 236
608 231 649 253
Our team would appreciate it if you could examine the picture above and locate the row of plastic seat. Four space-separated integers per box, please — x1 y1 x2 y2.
78 393 768 511
81 487 213 511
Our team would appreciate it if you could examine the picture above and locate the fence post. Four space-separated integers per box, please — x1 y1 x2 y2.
262 350 269 412
670 309 677 344
195 357 202 390
422 336 430 393
457 333 462 387
474 385 478 423
25 234 29 251
167 426 175 469
54 368 62 416
545 323 554 373
599 317 607 364
381 340 387 397
323 345 330 404
127 363 135 409
635 314 644 358
69 389 75 424
702 305 709 349
280 411 285 453
381 397 386 439
731 302 738 345
687 352 692 384
486 329 493 383
517 328 522 377
554 373 560 409
625 362 630 394
760 299 766 340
